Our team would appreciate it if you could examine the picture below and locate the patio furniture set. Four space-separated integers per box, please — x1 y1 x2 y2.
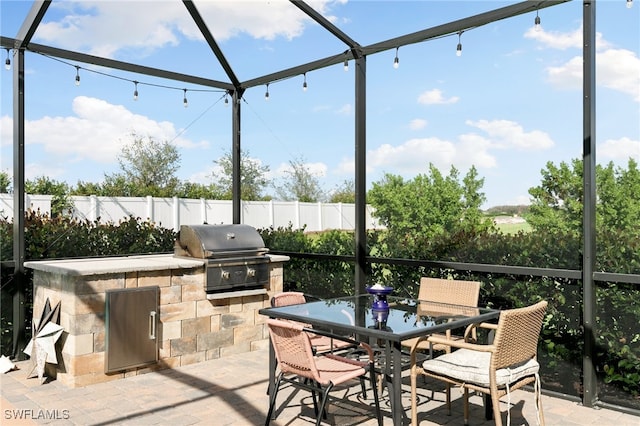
259 278 547 426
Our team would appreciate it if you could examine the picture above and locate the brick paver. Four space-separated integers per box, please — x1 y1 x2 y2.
1 349 638 425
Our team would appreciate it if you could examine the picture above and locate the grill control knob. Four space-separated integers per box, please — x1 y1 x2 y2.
221 271 230 280
247 268 256 277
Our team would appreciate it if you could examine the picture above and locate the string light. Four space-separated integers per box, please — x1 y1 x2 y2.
393 47 399 69
456 32 463 57
534 11 541 31
302 73 308 91
265 83 270 100
4 49 11 71
627 0 633 9
38 53 226 109
343 57 349 72
224 92 229 106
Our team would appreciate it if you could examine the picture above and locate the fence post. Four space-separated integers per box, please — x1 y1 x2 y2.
269 200 274 228
90 195 98 222
173 196 179 231
317 202 322 232
200 198 206 224
146 196 153 222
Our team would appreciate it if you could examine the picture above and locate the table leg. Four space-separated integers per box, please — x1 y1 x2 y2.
268 340 275 396
389 341 404 425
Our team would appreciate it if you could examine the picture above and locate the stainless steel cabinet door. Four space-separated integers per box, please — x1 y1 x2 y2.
105 286 159 373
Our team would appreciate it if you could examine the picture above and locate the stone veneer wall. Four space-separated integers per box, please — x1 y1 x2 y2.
27 254 286 388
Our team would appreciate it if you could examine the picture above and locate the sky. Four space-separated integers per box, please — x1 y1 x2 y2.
1 0 639 209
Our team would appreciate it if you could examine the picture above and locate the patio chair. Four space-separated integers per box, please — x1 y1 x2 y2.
410 300 548 426
265 318 383 426
401 278 481 355
271 292 353 354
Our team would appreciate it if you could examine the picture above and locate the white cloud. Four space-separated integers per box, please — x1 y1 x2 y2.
2 96 206 164
363 118 554 179
0 116 12 147
524 25 609 51
546 49 640 101
526 25 639 102
409 118 427 130
336 103 352 115
466 119 554 150
599 137 640 161
597 49 640 102
546 56 582 91
335 157 355 176
25 162 66 181
368 138 459 175
36 1 335 58
417 89 459 105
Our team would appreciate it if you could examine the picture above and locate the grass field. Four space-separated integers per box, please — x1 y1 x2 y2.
493 216 532 235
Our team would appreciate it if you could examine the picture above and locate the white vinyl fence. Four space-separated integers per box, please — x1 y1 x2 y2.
0 194 383 232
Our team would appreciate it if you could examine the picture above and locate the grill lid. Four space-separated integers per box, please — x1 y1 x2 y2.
175 224 268 259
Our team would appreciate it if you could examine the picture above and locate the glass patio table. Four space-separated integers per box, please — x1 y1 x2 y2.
259 294 500 425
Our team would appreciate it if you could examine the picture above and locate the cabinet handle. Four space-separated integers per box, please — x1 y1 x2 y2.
149 310 157 340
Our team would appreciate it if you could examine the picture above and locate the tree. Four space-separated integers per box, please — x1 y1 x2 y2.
210 149 270 200
460 166 494 234
0 170 10 193
71 180 103 196
528 158 640 236
25 176 72 217
274 156 324 202
367 164 492 239
104 133 181 197
328 179 355 203
176 181 223 200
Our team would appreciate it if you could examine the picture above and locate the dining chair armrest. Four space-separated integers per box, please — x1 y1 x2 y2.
301 326 357 345
358 341 376 363
409 335 431 366
302 326 376 363
462 321 498 342
426 334 495 353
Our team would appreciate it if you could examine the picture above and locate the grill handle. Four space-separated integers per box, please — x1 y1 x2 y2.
149 310 157 340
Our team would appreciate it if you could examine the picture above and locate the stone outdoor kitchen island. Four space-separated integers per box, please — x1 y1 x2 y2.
25 253 288 387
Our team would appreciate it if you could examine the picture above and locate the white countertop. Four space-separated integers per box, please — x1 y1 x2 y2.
24 253 289 276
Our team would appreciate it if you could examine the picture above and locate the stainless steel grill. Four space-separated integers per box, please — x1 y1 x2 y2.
174 224 270 294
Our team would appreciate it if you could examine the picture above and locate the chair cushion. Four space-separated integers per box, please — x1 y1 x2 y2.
421 348 539 387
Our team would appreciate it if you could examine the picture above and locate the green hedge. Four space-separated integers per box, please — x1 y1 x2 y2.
262 224 640 402
1 215 638 406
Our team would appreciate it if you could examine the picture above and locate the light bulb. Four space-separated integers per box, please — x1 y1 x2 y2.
183 89 188 108
133 82 138 101
534 13 541 31
75 70 80 86
456 32 463 57
303 74 307 92
265 85 270 100
4 49 10 71
343 58 349 71
224 95 229 106
627 0 633 9
393 48 399 69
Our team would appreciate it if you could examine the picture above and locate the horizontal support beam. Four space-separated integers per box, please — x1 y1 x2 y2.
362 0 571 55
1 37 235 91
241 0 569 90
